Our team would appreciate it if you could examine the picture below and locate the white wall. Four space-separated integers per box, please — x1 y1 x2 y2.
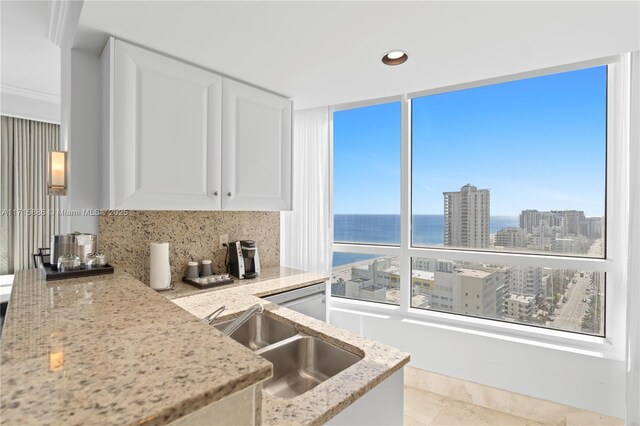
0 89 60 124
0 1 62 122
59 47 102 234
329 307 625 418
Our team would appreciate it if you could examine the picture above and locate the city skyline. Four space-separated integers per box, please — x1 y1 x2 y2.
334 65 606 217
333 177 604 333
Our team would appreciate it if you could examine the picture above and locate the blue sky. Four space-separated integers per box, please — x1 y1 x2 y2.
333 66 606 217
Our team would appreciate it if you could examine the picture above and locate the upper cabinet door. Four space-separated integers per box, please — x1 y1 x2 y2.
222 79 292 211
111 40 222 210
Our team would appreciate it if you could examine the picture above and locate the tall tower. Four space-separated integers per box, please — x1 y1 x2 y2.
443 184 490 248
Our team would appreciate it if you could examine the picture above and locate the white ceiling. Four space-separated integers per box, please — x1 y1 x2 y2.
0 1 60 100
2 1 637 110
75 1 639 109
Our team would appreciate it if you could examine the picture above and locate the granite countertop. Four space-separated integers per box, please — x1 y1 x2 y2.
170 267 411 425
0 270 272 425
162 266 308 301
0 267 410 426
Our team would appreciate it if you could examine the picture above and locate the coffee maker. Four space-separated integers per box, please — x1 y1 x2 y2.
227 240 260 279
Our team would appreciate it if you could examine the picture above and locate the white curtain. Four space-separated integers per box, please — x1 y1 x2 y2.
625 51 640 426
281 107 331 275
0 116 60 274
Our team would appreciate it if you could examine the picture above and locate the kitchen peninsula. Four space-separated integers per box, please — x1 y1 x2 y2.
0 268 409 425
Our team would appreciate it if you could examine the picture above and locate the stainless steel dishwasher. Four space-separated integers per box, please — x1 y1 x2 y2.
262 282 326 321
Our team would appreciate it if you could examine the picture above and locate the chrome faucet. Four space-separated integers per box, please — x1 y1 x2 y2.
221 303 264 336
203 305 226 325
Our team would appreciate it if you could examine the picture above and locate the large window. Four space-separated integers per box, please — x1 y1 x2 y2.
332 64 610 337
412 66 606 258
333 102 401 245
411 258 604 335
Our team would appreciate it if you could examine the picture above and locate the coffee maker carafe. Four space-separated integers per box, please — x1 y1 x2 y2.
227 240 260 279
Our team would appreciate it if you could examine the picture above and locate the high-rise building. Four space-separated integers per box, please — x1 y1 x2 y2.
443 184 490 248
519 209 586 237
586 216 604 239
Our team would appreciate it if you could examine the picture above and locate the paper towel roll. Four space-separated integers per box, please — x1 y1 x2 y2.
150 242 170 290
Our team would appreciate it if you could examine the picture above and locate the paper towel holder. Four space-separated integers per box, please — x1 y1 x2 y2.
149 242 172 290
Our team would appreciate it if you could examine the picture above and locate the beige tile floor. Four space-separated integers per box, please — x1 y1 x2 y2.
405 386 544 426
404 386 625 426
403 367 624 426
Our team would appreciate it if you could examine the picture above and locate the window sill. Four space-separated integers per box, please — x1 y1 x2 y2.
328 295 624 361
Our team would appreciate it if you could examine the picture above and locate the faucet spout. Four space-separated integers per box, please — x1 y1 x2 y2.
203 305 226 325
221 303 264 336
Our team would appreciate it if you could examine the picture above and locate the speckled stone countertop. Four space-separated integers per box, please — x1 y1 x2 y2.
170 267 411 425
0 270 272 425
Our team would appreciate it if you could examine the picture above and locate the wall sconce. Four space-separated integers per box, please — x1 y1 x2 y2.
48 150 67 196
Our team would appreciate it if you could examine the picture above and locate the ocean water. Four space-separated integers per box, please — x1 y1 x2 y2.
333 214 519 267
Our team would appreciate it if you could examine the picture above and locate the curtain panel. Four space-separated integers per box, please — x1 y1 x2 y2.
1 116 60 274
280 107 331 275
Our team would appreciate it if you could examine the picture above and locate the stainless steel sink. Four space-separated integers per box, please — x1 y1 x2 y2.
213 313 298 350
212 312 363 398
256 336 362 398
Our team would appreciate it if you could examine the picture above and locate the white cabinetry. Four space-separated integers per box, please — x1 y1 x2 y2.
101 38 292 211
102 38 222 210
222 79 292 210
327 368 404 425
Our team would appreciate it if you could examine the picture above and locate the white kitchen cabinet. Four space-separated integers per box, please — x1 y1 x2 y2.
327 368 404 425
222 79 292 211
102 38 222 210
101 38 292 211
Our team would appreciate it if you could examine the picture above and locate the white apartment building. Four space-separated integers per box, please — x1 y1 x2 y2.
505 294 536 320
345 278 386 302
353 258 501 318
540 272 553 298
413 258 453 273
509 265 542 297
351 258 400 289
586 216 604 239
520 209 587 237
495 227 527 248
429 267 499 317
443 184 490 249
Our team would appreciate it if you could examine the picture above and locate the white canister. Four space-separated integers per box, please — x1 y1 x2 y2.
150 242 171 290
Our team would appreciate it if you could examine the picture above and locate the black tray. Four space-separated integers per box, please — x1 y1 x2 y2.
182 276 234 289
40 262 114 281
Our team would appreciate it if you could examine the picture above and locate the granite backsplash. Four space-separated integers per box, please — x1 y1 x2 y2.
99 211 279 285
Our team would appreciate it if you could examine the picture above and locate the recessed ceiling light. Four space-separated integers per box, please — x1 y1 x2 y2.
382 50 408 66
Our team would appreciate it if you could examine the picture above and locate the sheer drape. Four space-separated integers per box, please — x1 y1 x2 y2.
1 116 60 274
280 107 331 275
625 51 640 426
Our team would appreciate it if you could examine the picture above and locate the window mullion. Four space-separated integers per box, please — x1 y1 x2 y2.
400 95 411 314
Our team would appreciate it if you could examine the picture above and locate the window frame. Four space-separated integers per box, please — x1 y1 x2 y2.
329 55 627 359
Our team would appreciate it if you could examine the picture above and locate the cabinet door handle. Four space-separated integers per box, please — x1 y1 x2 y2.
227 192 232 197
213 191 218 197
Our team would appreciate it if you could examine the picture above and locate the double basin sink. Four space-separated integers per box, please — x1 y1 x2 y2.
213 313 362 399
